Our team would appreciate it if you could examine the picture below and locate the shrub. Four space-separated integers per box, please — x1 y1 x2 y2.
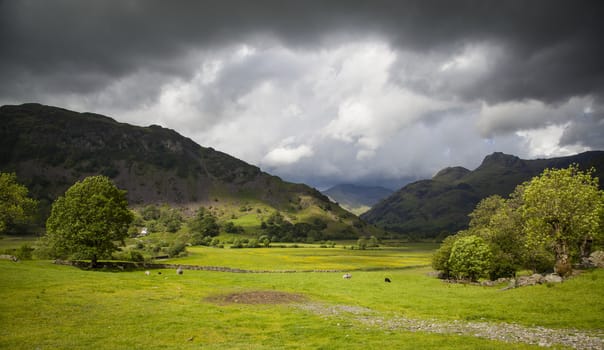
431 235 457 278
448 235 492 281
246 239 259 248
231 239 243 249
14 244 34 260
128 250 145 262
167 242 187 257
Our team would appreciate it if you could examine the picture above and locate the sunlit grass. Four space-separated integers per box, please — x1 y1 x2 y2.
1 243 602 349
164 244 437 271
0 234 39 250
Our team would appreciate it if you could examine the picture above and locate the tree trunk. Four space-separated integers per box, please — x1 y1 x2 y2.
579 237 593 267
90 254 98 269
554 239 571 277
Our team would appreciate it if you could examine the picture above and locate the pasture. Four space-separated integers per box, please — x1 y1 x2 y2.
164 243 437 271
1 244 603 349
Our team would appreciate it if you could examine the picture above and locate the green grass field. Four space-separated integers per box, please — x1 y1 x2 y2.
164 244 437 271
1 244 603 349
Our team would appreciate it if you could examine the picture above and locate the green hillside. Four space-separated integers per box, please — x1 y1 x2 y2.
0 103 376 239
361 151 604 238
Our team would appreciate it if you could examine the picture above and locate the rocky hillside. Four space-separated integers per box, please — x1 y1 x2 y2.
0 103 373 239
361 151 604 238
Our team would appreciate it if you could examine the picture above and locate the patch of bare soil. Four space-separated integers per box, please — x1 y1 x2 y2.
205 291 307 305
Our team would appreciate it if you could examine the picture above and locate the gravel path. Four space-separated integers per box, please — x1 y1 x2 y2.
296 303 604 349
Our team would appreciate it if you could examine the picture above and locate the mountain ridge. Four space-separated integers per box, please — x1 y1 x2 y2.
361 150 604 238
0 103 373 239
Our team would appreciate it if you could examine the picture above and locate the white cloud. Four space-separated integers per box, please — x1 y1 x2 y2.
9 38 597 189
515 124 590 158
263 144 313 165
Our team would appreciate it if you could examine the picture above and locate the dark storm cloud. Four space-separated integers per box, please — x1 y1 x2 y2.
1 0 602 189
2 0 603 104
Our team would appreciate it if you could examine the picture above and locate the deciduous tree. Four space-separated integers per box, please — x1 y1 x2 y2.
521 165 603 276
44 176 133 267
0 173 37 234
448 235 492 281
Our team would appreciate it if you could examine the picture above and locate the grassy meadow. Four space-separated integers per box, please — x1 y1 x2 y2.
164 243 437 271
1 243 603 349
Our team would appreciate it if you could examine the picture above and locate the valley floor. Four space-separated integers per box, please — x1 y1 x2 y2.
1 245 603 349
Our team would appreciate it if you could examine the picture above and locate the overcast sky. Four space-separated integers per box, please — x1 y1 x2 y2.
1 0 603 189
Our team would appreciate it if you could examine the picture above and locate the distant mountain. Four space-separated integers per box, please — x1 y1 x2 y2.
0 103 375 239
323 184 393 215
361 151 604 238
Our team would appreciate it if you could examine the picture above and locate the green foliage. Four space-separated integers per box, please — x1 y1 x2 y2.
431 235 458 278
44 175 133 266
258 235 271 247
0 173 38 234
167 242 187 258
433 165 604 280
158 206 183 233
357 237 368 250
189 207 220 243
521 165 604 275
448 235 492 281
141 205 160 220
224 221 244 234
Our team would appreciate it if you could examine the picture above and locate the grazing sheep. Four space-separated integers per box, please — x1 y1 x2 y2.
385 277 391 283
145 271 150 276
343 273 352 279
176 266 183 275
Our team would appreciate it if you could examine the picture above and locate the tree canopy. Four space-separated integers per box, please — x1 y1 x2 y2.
44 175 133 266
521 165 603 276
0 172 37 234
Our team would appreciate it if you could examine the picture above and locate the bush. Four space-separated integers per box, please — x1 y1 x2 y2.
210 237 221 247
128 250 145 262
488 250 517 280
231 239 243 249
431 235 457 278
15 244 34 260
167 242 187 257
448 235 492 281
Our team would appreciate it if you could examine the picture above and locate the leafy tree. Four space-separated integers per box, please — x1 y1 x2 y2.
141 204 160 220
258 235 271 247
468 195 506 229
521 165 604 276
467 193 526 278
159 206 183 233
357 237 368 250
189 207 220 243
0 172 38 234
44 175 133 267
448 235 492 281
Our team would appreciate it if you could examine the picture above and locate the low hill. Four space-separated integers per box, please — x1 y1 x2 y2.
361 151 604 238
0 103 375 239
322 184 393 215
